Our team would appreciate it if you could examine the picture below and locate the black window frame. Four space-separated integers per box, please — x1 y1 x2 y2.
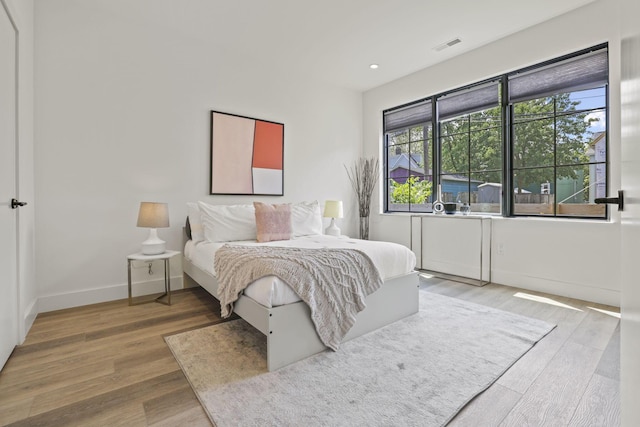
383 98 434 213
383 43 609 220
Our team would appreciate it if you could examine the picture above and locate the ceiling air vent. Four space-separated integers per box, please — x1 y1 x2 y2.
434 37 462 52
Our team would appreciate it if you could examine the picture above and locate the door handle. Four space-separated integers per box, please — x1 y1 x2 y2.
595 190 624 211
10 198 27 209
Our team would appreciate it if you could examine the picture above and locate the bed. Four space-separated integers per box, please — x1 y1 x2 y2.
182 200 419 371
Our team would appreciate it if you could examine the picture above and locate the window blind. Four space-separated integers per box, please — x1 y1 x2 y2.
383 99 432 132
437 81 500 121
509 48 608 103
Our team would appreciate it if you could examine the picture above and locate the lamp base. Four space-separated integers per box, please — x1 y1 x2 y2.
325 218 341 237
141 228 166 255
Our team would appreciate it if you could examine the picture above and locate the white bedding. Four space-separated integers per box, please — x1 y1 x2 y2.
184 235 416 308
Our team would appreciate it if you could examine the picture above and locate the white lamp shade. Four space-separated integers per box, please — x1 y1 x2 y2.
323 200 343 237
323 200 343 219
137 202 169 255
137 202 170 228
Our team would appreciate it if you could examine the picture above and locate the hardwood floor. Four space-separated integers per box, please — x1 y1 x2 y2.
0 276 620 426
0 288 225 426
421 273 620 426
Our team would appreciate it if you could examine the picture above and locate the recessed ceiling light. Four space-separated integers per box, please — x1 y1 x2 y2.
369 64 379 69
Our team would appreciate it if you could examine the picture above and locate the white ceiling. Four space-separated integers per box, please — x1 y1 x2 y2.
102 0 598 91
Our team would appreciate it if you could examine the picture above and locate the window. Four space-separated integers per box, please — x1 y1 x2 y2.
508 49 608 217
438 81 502 213
384 99 433 212
383 44 608 219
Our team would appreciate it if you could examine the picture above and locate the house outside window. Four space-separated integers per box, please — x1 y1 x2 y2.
383 44 608 219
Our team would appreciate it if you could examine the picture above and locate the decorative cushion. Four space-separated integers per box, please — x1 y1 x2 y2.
198 202 257 242
291 200 323 237
187 202 205 242
254 202 292 243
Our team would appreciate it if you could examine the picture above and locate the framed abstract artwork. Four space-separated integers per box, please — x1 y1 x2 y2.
210 111 284 195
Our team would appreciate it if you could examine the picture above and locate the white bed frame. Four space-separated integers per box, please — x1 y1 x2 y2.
183 257 419 371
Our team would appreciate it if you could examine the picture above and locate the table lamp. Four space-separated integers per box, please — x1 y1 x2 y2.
323 200 343 237
137 202 170 255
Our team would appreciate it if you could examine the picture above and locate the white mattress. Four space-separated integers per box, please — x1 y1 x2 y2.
184 235 416 308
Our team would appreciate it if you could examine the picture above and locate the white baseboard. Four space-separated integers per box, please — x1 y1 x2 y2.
20 298 38 343
37 275 185 313
491 269 620 307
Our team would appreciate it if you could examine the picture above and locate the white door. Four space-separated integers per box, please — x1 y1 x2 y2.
0 1 18 371
620 0 640 423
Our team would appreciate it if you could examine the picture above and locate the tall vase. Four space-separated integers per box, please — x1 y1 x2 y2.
359 216 370 240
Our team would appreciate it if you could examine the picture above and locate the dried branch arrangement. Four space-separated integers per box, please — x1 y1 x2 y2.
345 157 380 239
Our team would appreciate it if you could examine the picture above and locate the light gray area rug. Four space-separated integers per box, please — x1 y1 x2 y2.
165 292 555 427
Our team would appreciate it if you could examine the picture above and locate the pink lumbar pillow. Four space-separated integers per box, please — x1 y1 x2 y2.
254 202 292 242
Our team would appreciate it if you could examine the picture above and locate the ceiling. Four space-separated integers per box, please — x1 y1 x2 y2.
100 0 598 91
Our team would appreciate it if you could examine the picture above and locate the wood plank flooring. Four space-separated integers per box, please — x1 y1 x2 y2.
0 276 620 426
421 273 621 426
0 288 225 426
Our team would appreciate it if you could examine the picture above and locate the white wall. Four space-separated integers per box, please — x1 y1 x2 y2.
34 1 363 311
363 0 621 306
5 0 37 340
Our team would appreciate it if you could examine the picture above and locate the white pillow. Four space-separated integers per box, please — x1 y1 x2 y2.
198 202 257 242
186 202 205 242
291 200 323 237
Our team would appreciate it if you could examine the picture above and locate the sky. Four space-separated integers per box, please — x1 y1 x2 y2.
571 87 607 133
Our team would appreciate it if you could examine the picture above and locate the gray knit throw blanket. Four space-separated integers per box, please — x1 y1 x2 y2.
214 245 383 351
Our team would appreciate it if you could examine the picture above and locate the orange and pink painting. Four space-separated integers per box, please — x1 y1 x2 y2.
210 111 284 195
